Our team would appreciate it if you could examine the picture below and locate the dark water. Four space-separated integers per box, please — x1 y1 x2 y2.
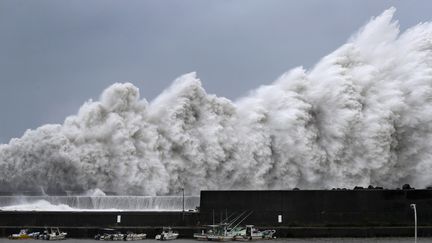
0 239 427 243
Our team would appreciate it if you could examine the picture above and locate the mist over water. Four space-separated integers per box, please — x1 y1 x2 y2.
1 8 432 195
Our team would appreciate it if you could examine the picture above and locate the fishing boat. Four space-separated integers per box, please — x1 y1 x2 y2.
125 232 147 241
193 225 218 241
232 225 276 241
155 227 179 240
205 223 237 241
95 229 146 241
39 228 67 240
8 229 33 239
95 232 125 240
196 211 254 241
96 233 124 241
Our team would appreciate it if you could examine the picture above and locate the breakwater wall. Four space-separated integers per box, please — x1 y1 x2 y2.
199 189 432 227
2 189 432 238
0 211 200 238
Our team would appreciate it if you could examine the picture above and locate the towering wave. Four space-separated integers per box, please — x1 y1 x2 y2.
1 8 432 195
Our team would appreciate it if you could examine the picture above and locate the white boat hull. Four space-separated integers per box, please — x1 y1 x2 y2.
155 233 179 240
233 235 264 241
45 233 67 240
193 233 208 241
125 233 147 240
206 235 233 241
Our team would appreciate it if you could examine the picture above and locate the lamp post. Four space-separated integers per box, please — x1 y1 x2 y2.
182 188 185 221
182 187 185 213
410 204 417 243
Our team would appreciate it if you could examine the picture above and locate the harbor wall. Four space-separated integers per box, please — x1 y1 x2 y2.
199 189 432 229
0 211 199 227
0 211 200 238
2 189 432 238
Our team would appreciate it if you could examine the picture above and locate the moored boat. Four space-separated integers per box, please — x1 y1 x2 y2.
206 224 237 241
8 229 32 240
194 211 255 241
155 227 179 240
193 225 217 241
39 228 67 240
233 225 276 241
125 232 147 241
95 232 125 241
95 228 128 241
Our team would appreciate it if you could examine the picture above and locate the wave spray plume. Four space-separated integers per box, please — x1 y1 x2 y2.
1 8 432 195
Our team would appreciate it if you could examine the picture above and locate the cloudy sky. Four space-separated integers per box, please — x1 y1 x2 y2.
0 0 431 143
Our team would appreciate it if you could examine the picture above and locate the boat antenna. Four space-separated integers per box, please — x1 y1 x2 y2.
227 210 248 228
220 211 237 224
230 211 254 231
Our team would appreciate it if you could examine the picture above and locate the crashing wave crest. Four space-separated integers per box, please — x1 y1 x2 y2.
1 8 432 195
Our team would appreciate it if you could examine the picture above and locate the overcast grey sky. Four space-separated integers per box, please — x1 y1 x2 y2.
0 0 431 143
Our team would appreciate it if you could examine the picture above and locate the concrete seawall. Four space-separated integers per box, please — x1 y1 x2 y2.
199 189 432 227
2 189 432 238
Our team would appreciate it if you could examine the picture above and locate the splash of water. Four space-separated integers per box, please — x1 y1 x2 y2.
1 8 432 195
0 196 200 211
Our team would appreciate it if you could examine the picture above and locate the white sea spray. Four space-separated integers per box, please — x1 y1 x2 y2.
1 8 432 195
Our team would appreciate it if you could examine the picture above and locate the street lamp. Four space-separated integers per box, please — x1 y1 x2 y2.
181 188 185 222
410 204 417 243
182 188 185 213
